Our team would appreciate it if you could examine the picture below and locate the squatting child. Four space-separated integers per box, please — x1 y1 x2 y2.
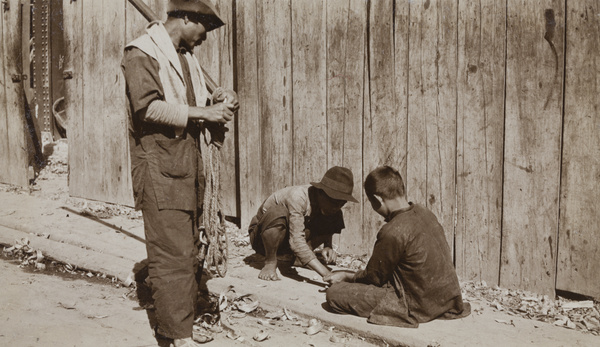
325 166 470 327
248 166 358 281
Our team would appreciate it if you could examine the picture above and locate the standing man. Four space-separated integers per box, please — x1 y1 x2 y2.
121 1 237 346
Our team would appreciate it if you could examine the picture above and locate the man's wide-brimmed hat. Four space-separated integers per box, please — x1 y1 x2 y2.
168 0 225 31
310 166 358 203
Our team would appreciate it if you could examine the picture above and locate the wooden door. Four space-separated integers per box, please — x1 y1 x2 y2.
0 0 29 187
63 0 132 206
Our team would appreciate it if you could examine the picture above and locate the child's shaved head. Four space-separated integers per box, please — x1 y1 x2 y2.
364 166 405 199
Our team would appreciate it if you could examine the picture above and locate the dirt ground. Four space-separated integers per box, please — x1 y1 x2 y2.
2 140 599 346
0 256 156 346
0 141 382 346
0 253 378 347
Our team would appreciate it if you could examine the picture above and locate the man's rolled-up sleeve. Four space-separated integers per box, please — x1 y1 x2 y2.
122 47 189 130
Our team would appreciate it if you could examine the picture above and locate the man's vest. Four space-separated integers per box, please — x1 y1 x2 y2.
125 21 210 211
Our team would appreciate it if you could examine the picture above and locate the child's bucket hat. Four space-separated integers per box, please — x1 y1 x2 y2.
311 166 358 203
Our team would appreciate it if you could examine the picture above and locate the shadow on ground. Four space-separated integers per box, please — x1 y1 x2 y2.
243 253 329 288
130 261 220 346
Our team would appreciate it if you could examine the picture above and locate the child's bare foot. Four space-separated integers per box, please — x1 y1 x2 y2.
258 262 279 281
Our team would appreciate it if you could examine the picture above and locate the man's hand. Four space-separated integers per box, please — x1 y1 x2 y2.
321 247 337 265
323 271 354 285
212 88 239 112
189 103 235 124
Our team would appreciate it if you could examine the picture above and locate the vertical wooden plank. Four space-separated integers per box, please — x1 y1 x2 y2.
76 0 105 200
501 0 564 295
126 1 149 43
215 0 236 217
236 0 261 231
363 0 408 251
0 1 8 182
291 0 327 185
1 0 28 187
103 0 131 205
407 0 458 249
407 0 427 208
63 0 84 197
326 0 366 254
455 0 506 284
21 1 33 107
195 0 220 85
193 0 236 216
6 0 27 184
148 0 168 20
257 0 292 195
394 0 410 183
125 0 168 43
556 0 600 299
126 0 168 38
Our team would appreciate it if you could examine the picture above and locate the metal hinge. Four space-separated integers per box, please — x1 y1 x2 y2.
2 1 9 12
63 70 74 80
11 74 27 83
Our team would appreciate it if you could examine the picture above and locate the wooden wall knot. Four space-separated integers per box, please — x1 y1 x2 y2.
543 9 558 110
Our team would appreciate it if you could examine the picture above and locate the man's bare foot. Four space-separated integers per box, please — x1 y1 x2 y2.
258 262 279 281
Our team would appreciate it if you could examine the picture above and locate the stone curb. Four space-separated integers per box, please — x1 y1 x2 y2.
0 224 137 283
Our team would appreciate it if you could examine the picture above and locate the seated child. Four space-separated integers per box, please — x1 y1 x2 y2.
248 166 358 281
325 166 470 327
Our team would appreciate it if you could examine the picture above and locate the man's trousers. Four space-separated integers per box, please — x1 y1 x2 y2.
142 176 200 339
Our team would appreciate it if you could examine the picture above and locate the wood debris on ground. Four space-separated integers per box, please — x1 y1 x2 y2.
1 238 118 286
226 222 250 247
37 140 69 176
462 281 600 335
74 200 142 220
219 223 600 338
195 285 369 344
334 254 369 271
2 238 45 269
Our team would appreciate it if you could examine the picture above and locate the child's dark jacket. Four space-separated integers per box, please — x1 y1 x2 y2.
354 203 470 327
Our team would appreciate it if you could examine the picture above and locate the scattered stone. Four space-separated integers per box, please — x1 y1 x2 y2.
563 301 594 310
495 319 515 327
58 301 76 310
253 330 269 342
306 318 323 335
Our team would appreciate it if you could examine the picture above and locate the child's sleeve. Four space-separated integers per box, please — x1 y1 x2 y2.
286 198 317 266
355 229 402 286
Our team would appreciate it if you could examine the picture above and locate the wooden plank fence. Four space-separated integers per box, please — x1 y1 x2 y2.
501 0 565 297
556 0 600 299
455 0 506 288
0 0 29 188
48 0 600 298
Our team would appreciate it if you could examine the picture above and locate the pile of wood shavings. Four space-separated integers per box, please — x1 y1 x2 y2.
462 281 600 335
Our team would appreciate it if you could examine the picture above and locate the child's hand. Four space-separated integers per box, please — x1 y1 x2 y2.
323 271 353 284
321 247 337 264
